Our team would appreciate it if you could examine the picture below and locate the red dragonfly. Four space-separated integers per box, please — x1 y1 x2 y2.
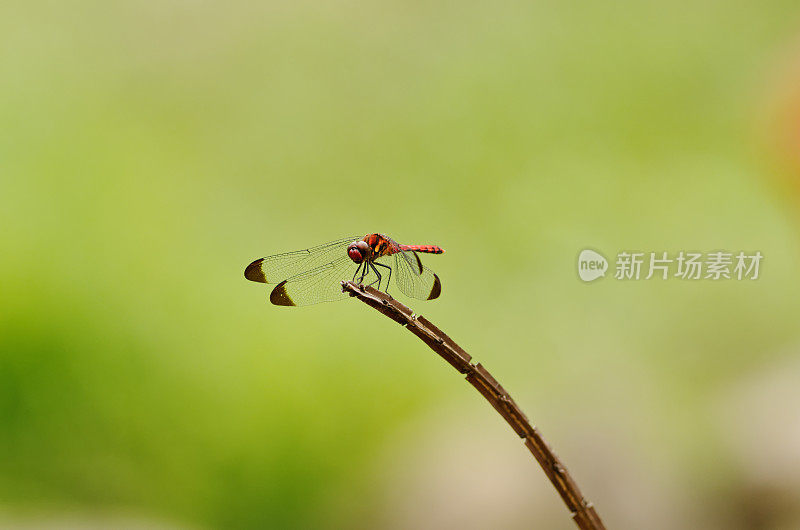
245 233 444 306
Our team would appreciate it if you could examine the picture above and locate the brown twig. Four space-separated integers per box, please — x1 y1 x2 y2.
341 281 607 530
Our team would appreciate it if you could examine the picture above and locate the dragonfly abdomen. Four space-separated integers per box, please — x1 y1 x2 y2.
399 244 445 254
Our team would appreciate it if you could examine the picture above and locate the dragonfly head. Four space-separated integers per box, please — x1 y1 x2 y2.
347 240 371 263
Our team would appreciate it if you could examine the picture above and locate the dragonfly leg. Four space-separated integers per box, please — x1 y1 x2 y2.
352 262 363 283
367 262 382 288
374 262 392 293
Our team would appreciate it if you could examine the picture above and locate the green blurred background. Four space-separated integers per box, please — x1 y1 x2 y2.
3 2 800 529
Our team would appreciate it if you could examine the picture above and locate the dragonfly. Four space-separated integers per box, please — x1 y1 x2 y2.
244 233 444 306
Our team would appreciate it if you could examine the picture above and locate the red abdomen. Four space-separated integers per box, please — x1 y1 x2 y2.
399 244 445 254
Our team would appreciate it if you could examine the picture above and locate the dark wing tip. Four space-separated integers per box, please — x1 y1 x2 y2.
244 259 267 283
427 273 442 300
270 280 296 306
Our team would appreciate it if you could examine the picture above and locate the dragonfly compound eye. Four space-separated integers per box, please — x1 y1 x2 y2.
348 241 372 263
348 246 363 263
346 243 362 263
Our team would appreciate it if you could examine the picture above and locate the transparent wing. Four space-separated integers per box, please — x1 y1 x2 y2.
269 258 359 306
244 235 361 284
393 250 442 300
